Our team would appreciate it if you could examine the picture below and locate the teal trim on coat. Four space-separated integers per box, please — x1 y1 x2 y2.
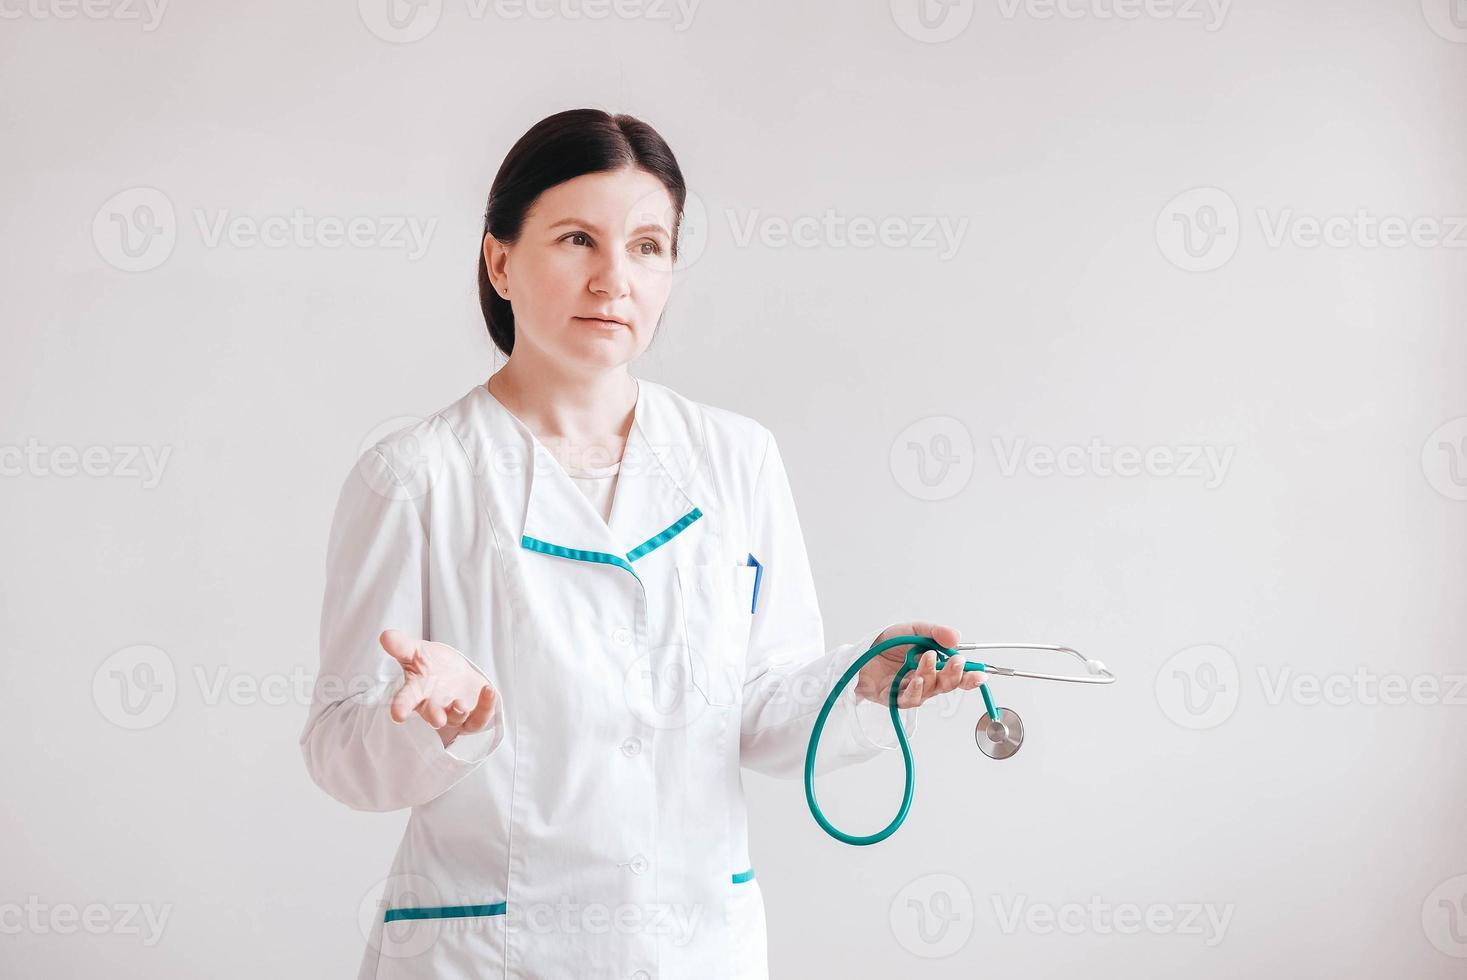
627 508 703 561
520 507 703 581
731 868 756 884
521 535 641 580
384 902 508 923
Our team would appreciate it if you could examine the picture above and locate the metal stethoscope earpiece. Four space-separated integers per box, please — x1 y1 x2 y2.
804 635 1116 845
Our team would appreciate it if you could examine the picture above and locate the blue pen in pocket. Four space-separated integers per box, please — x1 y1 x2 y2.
745 553 763 614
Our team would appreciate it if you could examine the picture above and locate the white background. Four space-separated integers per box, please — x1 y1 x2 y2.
2 0 1465 977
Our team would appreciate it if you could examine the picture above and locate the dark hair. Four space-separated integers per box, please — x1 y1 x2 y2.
477 109 687 357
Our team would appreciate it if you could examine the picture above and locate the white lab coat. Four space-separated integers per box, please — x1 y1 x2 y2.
300 378 900 980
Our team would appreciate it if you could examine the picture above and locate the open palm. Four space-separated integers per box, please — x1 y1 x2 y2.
380 628 498 747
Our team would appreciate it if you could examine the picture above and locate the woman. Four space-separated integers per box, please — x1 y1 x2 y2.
299 108 983 980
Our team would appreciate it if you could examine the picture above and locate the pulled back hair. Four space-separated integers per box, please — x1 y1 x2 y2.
477 109 687 357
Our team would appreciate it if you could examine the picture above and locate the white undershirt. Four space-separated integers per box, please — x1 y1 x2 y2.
563 459 622 524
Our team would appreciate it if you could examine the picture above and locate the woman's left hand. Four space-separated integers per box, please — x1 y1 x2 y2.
853 622 986 707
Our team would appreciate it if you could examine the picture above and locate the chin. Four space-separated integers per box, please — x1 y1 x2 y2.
565 337 636 367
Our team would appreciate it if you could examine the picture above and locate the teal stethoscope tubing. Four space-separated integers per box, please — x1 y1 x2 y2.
803 634 992 847
803 635 1114 846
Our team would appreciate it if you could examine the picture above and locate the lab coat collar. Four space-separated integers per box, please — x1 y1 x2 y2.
473 377 706 578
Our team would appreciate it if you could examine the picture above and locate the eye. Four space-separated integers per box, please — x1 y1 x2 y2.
637 239 664 256
564 231 593 247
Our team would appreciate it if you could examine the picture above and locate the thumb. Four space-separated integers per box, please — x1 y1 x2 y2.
379 628 421 667
900 621 961 650
928 623 961 649
879 621 962 651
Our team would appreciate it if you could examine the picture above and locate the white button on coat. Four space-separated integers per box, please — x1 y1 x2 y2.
300 378 899 980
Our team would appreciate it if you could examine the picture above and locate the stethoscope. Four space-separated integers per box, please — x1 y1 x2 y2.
804 634 1116 846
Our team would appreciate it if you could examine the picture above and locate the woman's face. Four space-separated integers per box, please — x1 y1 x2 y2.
485 166 678 371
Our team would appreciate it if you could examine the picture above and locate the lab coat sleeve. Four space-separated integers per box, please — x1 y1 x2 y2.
299 445 504 812
738 430 914 779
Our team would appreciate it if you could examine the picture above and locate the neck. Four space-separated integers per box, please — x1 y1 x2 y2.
487 349 637 467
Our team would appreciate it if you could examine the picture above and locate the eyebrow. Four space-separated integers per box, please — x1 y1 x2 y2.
548 217 670 238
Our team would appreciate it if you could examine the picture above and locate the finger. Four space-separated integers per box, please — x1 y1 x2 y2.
928 653 951 694
918 649 938 690
445 699 469 723
950 656 969 693
379 629 422 668
389 675 430 723
924 658 944 702
894 656 921 698
937 654 965 694
899 673 924 709
960 667 985 690
461 684 496 733
419 698 449 729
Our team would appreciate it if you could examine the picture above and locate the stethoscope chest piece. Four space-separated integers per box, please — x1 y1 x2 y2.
805 636 1114 844
975 706 1024 760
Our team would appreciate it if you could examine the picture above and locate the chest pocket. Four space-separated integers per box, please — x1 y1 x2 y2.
676 562 758 706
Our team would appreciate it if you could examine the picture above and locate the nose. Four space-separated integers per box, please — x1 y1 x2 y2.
588 245 632 301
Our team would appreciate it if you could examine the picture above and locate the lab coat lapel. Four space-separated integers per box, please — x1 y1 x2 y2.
519 437 628 561
515 379 705 577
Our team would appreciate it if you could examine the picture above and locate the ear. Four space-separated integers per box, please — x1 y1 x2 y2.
483 233 510 298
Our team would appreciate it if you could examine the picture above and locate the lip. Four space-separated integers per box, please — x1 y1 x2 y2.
575 315 630 328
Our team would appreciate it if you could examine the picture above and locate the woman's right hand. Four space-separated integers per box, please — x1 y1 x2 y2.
380 628 498 748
